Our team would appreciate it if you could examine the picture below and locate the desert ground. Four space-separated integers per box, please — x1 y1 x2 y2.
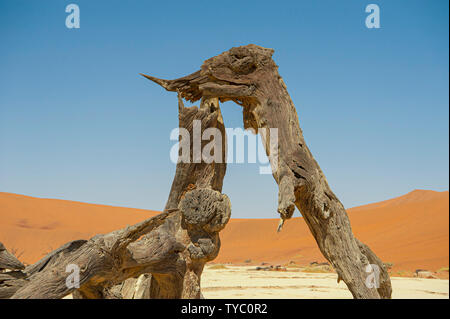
0 189 448 298
201 265 449 299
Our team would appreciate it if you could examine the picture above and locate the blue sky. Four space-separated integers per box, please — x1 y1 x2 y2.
0 0 448 218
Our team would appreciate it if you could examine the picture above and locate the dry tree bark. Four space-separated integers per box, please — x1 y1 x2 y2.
1 95 230 299
141 44 392 299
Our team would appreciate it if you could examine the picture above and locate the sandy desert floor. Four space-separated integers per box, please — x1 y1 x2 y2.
201 265 449 299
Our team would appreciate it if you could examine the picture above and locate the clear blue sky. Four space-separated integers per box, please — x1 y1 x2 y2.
0 0 448 218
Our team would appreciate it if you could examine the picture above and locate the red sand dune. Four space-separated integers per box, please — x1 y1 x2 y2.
0 190 448 272
0 192 159 263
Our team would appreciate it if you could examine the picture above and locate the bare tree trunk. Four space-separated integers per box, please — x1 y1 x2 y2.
141 44 392 299
2 95 230 299
147 95 229 299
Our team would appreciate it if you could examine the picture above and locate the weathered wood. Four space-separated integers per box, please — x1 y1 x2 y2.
25 240 87 276
0 271 27 299
147 95 229 299
0 242 25 271
142 44 392 299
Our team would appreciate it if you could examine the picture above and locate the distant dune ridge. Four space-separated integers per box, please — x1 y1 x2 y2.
0 190 448 272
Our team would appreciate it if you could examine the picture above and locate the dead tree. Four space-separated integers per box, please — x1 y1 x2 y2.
1 95 230 299
1 44 391 299
141 44 392 299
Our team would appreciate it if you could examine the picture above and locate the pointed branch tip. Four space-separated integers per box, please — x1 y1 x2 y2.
139 73 171 90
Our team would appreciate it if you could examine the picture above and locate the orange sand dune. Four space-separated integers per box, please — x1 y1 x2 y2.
0 190 448 272
0 192 159 263
216 190 449 272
